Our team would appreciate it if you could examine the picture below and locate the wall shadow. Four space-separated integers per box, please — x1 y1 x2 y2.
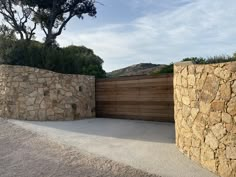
17 118 176 144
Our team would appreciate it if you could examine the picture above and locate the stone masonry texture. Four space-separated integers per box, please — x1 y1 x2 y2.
0 65 95 121
174 61 236 177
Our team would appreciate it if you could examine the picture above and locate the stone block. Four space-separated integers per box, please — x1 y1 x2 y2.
232 81 236 93
205 131 219 150
191 108 199 120
192 115 205 141
226 147 236 159
26 97 35 106
211 123 226 140
40 100 46 109
200 101 211 114
182 105 191 118
182 77 188 88
218 161 233 177
196 65 204 73
200 74 219 102
190 147 200 159
47 109 54 116
227 97 236 116
211 101 225 111
188 75 195 86
189 89 197 101
222 113 232 124
201 144 215 161
182 96 190 105
214 67 231 80
175 88 182 102
220 83 231 101
209 112 221 125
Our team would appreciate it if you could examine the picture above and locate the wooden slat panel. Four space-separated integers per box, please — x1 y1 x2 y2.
96 114 173 122
96 97 173 102
96 74 173 82
96 105 174 110
96 85 173 92
95 74 174 122
96 101 173 106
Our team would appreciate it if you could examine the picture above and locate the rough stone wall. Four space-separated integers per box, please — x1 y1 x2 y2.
174 61 236 177
0 65 95 121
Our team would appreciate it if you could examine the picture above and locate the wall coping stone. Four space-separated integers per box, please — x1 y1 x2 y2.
174 61 194 66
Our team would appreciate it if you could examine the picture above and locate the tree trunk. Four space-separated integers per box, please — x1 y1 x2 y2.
44 32 56 46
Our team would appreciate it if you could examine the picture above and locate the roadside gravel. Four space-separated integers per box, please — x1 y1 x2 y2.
0 118 159 177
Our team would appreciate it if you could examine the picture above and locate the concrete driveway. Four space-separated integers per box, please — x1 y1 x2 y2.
10 118 218 177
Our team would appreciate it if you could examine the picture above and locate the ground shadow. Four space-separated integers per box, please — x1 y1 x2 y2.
16 118 176 144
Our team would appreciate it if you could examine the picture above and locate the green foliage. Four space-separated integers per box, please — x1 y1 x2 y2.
24 0 97 46
204 55 236 64
0 38 106 78
152 63 173 75
0 0 97 45
182 55 236 64
0 0 37 40
233 52 236 58
152 53 236 75
182 57 206 64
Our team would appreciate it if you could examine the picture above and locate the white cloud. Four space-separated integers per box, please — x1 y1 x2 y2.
55 0 236 72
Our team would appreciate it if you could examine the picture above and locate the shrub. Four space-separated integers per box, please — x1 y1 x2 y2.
182 55 236 64
0 38 106 78
153 54 236 75
152 63 173 75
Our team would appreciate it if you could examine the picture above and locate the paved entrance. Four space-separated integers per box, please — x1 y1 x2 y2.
11 118 217 177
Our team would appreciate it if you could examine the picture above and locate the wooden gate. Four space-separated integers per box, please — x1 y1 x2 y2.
95 74 174 122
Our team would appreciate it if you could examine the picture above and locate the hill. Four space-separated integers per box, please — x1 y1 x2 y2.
107 63 166 77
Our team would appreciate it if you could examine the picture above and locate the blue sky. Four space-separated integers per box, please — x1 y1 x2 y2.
37 0 236 72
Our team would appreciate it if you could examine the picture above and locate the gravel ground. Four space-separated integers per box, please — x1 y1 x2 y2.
0 118 159 177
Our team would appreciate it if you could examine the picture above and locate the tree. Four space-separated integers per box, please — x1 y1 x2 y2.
0 0 37 40
233 52 236 59
0 24 16 39
27 0 97 46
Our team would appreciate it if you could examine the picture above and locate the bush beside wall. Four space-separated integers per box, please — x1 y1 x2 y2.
0 39 106 78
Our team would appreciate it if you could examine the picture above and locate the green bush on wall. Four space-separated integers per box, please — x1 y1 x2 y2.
153 54 236 75
0 37 106 78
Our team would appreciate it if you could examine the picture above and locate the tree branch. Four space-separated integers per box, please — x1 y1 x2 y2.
54 12 73 37
29 22 37 40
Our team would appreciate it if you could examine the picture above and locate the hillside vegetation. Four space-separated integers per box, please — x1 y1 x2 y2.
107 63 166 77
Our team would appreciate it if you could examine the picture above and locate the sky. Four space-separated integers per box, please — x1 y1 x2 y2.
35 0 236 72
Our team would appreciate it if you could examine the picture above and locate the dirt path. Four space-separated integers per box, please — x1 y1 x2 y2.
0 119 158 177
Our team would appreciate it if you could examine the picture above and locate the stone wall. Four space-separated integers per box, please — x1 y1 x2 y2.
174 61 236 177
0 65 95 121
